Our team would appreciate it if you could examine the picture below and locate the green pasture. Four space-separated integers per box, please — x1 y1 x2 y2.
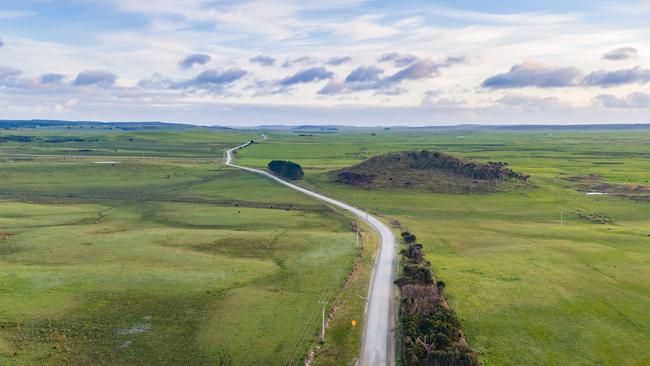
238 128 650 365
0 128 362 365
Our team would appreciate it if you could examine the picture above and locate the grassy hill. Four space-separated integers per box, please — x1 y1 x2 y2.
330 150 528 193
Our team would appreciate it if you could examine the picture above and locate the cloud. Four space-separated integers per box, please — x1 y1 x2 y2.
496 94 566 111
484 63 650 89
345 66 383 83
250 54 276 66
327 56 352 66
583 66 650 87
173 68 247 90
137 73 174 89
0 38 4 48
55 98 78 113
443 56 468 65
40 73 66 84
249 79 294 96
421 89 468 106
593 92 650 109
73 70 117 87
282 56 319 68
0 66 23 87
179 53 211 70
318 80 346 95
425 5 578 25
603 47 638 61
279 67 333 86
0 66 21 78
318 65 385 96
320 57 465 95
482 61 582 89
0 10 34 19
379 52 418 67
385 57 464 84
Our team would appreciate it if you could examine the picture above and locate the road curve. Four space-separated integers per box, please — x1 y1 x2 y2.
226 136 395 366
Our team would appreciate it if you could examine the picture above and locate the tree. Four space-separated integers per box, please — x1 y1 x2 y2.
267 160 304 180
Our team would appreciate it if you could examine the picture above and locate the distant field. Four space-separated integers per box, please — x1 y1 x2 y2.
0 128 367 365
239 128 650 365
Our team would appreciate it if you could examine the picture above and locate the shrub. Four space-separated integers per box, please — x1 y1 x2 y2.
403 263 434 285
422 347 480 366
436 280 446 294
401 231 417 244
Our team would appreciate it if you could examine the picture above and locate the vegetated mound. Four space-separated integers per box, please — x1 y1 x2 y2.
267 160 304 180
330 150 528 193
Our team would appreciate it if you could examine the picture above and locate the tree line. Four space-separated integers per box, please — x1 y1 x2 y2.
404 150 528 181
395 230 480 366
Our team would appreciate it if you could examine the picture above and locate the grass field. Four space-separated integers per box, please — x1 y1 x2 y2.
3 125 650 365
0 127 367 365
238 128 650 365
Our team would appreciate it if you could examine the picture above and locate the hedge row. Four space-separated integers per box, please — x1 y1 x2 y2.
395 231 479 366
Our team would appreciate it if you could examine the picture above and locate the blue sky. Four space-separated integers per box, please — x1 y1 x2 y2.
0 0 649 125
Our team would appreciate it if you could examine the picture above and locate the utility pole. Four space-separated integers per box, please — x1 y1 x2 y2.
356 228 359 248
320 300 327 342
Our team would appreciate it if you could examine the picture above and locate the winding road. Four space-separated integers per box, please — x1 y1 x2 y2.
225 136 396 366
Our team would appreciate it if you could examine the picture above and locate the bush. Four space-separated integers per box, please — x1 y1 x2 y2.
422 347 480 366
436 280 446 294
403 263 434 285
267 160 304 180
401 231 417 244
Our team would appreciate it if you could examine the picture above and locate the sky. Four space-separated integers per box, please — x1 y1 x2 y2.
0 0 649 126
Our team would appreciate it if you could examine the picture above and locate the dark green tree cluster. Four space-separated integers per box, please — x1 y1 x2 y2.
396 231 479 366
267 160 304 180
405 150 528 181
0 135 35 142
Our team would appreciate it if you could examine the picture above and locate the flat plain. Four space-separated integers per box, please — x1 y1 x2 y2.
2 125 650 365
0 126 367 365
237 127 650 365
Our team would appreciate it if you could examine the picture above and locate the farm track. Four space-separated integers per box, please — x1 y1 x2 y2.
226 136 396 366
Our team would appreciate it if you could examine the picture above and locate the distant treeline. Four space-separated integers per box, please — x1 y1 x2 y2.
0 135 35 143
0 135 99 143
267 160 304 180
395 230 479 366
0 120 211 130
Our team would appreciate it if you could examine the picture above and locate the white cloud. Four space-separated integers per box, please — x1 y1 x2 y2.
593 92 650 108
1 1 650 124
0 10 34 19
